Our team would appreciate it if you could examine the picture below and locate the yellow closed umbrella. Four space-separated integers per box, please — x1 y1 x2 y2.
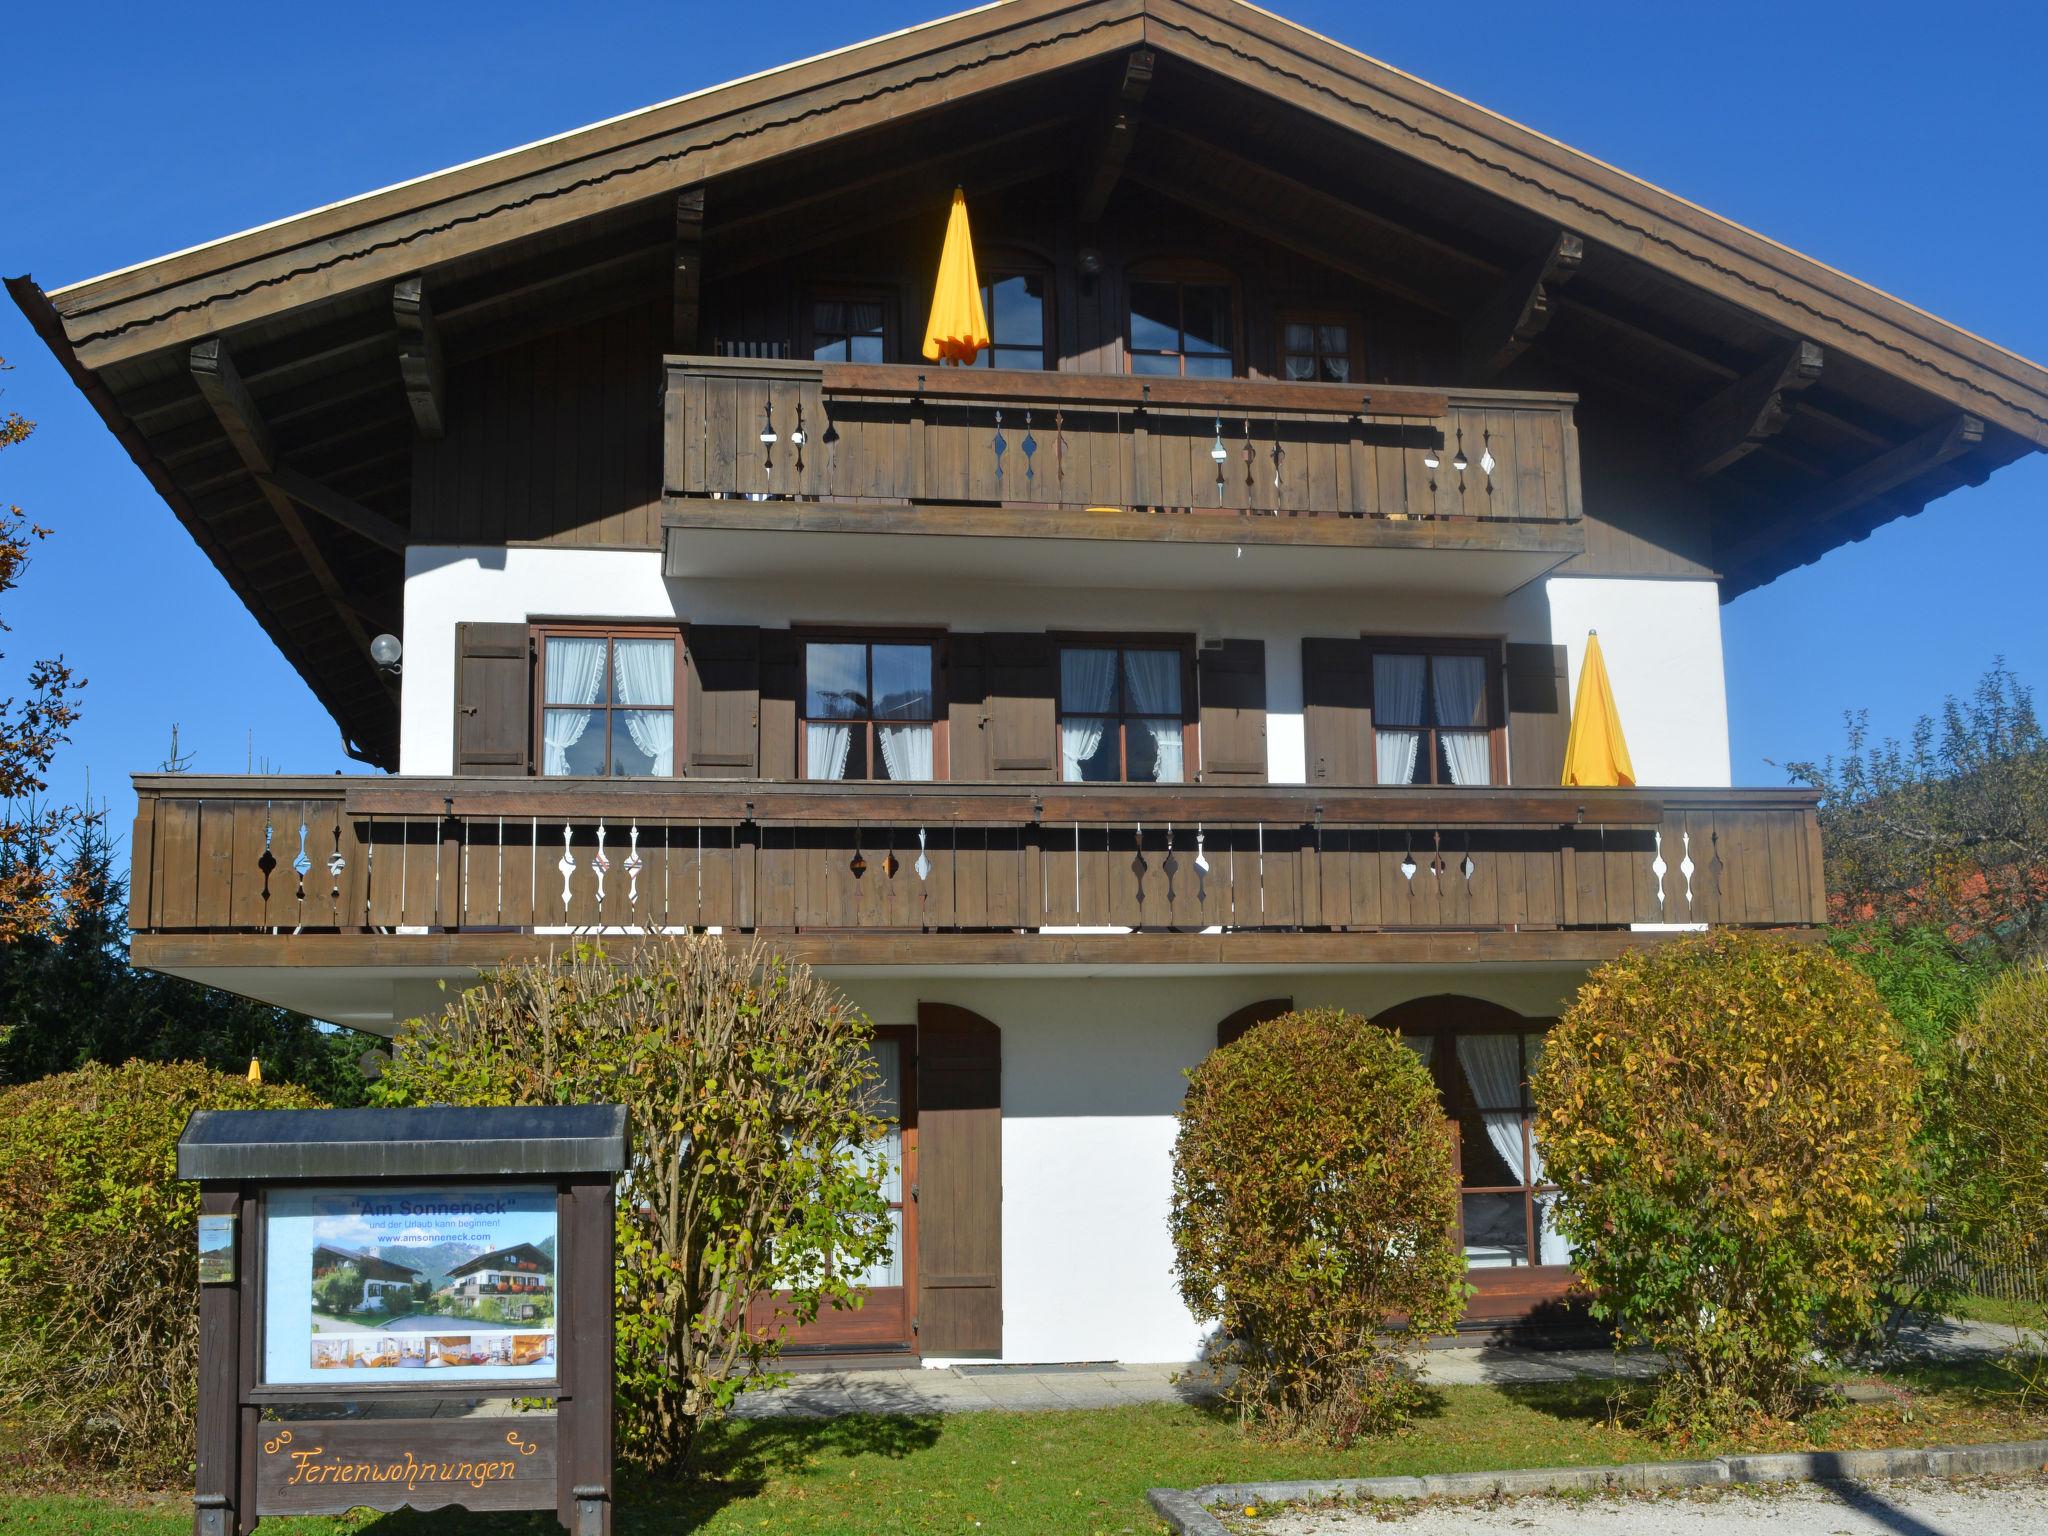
921 187 991 365
1561 630 1636 787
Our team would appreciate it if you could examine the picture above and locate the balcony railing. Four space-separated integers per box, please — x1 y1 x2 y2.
130 777 1823 943
661 357 1583 531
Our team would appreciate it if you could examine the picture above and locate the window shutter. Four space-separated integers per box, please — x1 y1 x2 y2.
1302 637 1371 787
982 633 1057 780
685 625 760 777
916 1002 1002 1358
944 633 989 782
1197 639 1267 784
454 622 531 775
1216 997 1292 1048
757 629 803 781
1506 642 1570 787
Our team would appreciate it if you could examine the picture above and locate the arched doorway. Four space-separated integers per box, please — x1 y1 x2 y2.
1375 996 1574 1326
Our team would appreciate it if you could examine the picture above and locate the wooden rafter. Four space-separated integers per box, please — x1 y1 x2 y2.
672 186 706 352
266 464 408 554
1077 47 1156 223
1717 411 1986 575
1681 338 1823 479
1460 231 1582 379
392 276 446 438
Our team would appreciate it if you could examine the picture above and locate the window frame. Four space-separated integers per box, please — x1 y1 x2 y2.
1052 632 1198 785
1276 308 1364 385
801 283 899 364
1361 635 1508 787
794 625 948 782
529 621 686 779
1123 261 1239 379
975 259 1054 372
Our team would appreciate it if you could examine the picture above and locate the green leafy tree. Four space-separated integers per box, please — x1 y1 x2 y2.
1791 661 2048 962
375 937 891 1472
0 807 370 1102
1170 1009 1466 1444
1533 932 1922 1429
1944 962 2048 1405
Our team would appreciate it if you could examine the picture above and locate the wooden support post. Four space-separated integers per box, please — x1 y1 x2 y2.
1460 231 1583 379
1076 49 1155 223
1716 411 1985 573
560 1176 615 1536
190 338 384 675
1682 338 1824 478
673 186 706 354
192 1186 243 1536
393 276 446 438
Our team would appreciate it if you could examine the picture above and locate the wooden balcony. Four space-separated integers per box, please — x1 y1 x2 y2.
130 776 1823 974
659 358 1584 591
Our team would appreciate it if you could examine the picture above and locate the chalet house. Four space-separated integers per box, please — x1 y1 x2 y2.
442 1243 555 1300
14 1 2047 1363
310 1244 422 1312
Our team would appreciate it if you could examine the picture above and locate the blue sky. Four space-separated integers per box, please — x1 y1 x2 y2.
2 0 2043 816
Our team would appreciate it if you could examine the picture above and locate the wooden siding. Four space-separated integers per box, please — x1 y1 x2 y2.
130 776 1825 946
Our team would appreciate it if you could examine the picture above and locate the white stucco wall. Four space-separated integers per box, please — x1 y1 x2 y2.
401 546 1732 785
838 968 1583 1366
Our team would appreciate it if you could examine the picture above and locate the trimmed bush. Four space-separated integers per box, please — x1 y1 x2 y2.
0 1060 320 1483
1946 961 2048 1404
1532 931 1921 1427
1170 1008 1465 1443
375 937 891 1471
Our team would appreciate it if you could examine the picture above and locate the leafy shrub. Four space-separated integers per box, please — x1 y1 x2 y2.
0 1060 320 1482
1170 1008 1465 1443
1532 932 1921 1427
1945 962 2048 1404
375 937 890 1471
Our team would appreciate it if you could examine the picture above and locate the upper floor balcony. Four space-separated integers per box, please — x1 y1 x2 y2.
659 357 1585 594
129 775 1823 1013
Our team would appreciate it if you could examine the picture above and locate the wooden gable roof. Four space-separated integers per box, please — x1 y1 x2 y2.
11 0 2045 767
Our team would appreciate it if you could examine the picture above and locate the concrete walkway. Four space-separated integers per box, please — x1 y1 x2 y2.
733 1315 2023 1420
733 1345 1662 1419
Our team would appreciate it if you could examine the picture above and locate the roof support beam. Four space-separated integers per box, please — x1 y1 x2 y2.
1076 48 1155 224
1682 339 1824 479
1460 231 1582 380
392 277 445 439
190 337 385 678
1717 411 1985 575
264 464 408 554
673 186 705 352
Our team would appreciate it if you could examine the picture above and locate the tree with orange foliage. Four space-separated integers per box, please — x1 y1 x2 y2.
0 356 87 944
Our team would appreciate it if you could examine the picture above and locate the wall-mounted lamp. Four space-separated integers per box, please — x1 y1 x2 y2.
370 633 403 675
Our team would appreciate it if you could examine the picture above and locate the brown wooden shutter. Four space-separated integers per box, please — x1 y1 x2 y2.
916 1002 1001 1358
758 629 803 781
982 633 1057 781
454 622 532 775
1302 637 1371 787
1506 642 1570 787
1216 997 1292 1048
685 625 760 777
943 633 988 782
1197 639 1268 784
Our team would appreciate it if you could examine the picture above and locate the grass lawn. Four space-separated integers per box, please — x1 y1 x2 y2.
5 1362 2044 1536
1950 1294 2043 1330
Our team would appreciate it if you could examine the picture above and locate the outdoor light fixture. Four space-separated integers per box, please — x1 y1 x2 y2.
1076 247 1103 275
369 633 403 673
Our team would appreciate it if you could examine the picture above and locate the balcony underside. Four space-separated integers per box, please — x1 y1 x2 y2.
659 502 1580 593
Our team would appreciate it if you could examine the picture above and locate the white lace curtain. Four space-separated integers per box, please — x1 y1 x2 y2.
806 722 854 781
1372 654 1426 784
1456 1032 1571 1265
876 725 934 781
612 639 675 776
1122 650 1183 783
1433 654 1492 786
541 637 607 776
1060 648 1118 780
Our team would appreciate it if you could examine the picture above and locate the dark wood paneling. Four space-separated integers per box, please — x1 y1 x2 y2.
981 633 1058 781
1197 639 1268 785
916 1002 1001 1358
455 622 532 776
684 625 761 777
1302 637 1371 787
1505 642 1569 788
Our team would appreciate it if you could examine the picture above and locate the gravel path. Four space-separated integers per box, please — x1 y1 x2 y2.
1239 1476 2048 1535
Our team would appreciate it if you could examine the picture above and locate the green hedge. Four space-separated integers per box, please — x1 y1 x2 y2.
0 1060 319 1483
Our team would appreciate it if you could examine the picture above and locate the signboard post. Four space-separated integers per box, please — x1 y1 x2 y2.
176 1105 627 1535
